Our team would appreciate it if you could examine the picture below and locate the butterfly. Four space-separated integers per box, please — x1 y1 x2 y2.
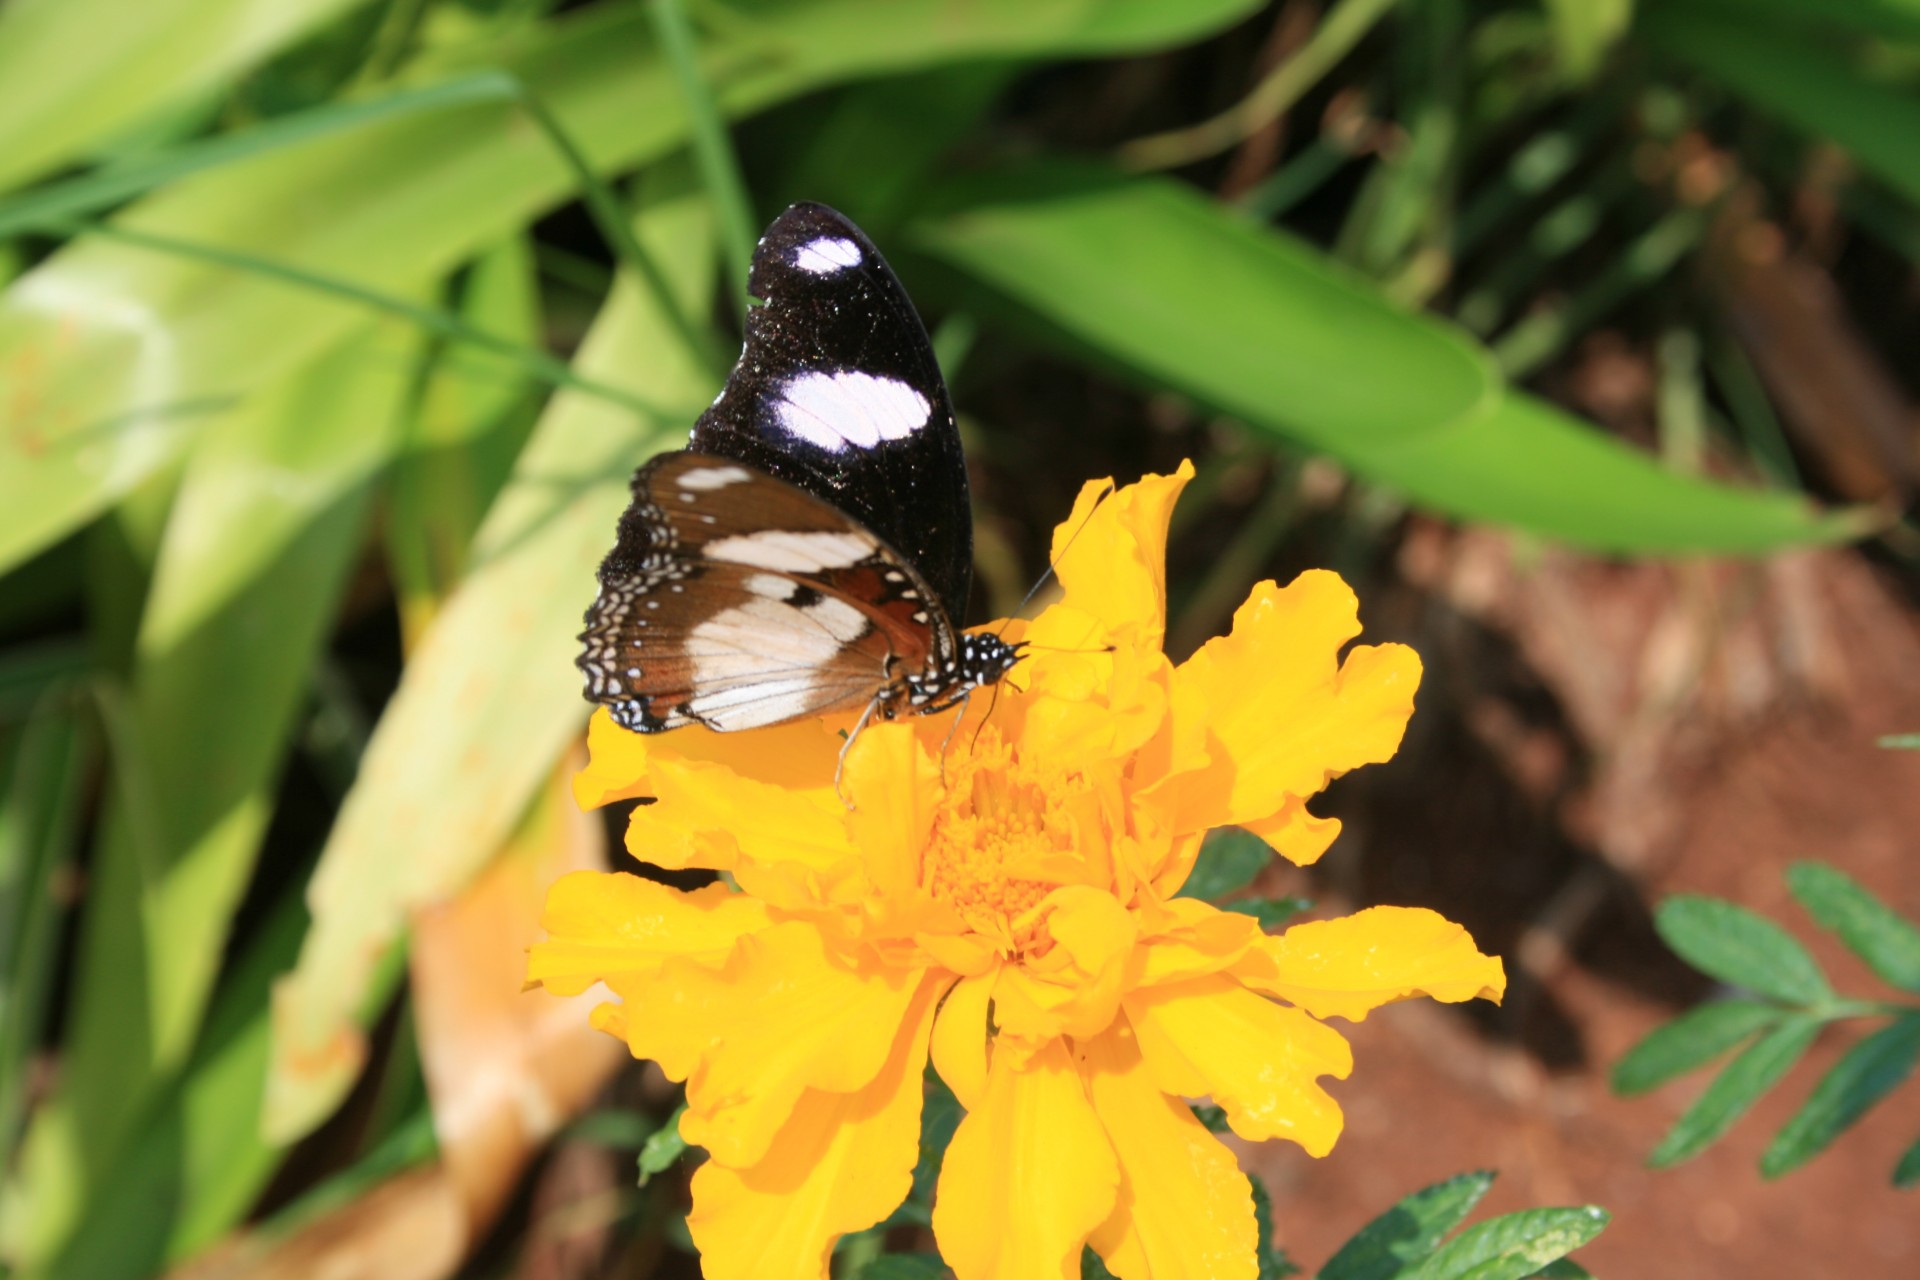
577 202 1022 746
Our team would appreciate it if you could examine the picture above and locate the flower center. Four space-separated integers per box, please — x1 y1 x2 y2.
920 727 1082 952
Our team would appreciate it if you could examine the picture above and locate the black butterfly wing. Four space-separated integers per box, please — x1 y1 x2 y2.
579 452 951 733
689 202 973 625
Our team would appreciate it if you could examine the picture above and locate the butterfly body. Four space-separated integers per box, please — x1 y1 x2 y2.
578 204 1022 735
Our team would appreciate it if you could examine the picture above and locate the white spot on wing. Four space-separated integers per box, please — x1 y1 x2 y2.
678 465 753 491
773 370 930 453
706 530 874 573
792 237 862 273
743 573 792 599
802 595 870 644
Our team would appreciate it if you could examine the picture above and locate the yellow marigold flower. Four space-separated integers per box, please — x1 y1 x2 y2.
530 463 1505 1280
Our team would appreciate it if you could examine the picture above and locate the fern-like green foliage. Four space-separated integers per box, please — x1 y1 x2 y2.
1613 860 1920 1186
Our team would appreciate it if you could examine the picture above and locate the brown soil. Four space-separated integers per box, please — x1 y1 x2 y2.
1244 526 1920 1278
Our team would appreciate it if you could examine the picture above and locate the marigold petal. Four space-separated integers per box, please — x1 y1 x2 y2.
995 886 1137 1043
1238 798 1343 868
1126 974 1351 1157
930 970 995 1109
633 922 924 1168
630 758 863 905
842 722 937 905
933 1037 1119 1280
1051 462 1194 647
1079 1024 1256 1280
1240 907 1507 1021
575 708 843 809
686 977 940 1280
526 872 770 997
1128 898 1264 991
1172 573 1421 833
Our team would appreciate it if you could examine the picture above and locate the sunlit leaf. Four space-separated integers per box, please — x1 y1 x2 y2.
1320 1171 1496 1280
0 0 366 192
1612 1000 1783 1095
1404 1206 1609 1280
1761 1014 1920 1178
1654 895 1831 1005
0 0 1258 577
9 317 414 1273
264 192 712 1143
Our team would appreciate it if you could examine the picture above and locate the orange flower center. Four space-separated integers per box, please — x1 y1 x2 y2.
920 727 1086 953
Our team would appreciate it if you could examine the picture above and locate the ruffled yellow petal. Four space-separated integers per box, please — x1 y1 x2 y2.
1127 897 1264 990
995 886 1137 1043
933 1037 1119 1280
631 922 924 1167
686 978 940 1280
1239 907 1506 1021
628 758 864 907
1127 974 1352 1157
841 722 938 906
929 969 995 1109
527 872 770 997
1237 797 1343 867
574 707 843 809
1050 462 1194 648
1080 1024 1256 1280
1171 572 1421 837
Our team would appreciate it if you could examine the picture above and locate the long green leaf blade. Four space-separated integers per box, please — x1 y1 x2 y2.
913 166 1857 554
1761 1014 1920 1178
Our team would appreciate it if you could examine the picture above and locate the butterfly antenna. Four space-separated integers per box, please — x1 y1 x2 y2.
992 480 1116 640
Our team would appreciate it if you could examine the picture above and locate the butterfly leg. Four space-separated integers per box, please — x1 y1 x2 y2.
935 690 972 787
834 694 885 810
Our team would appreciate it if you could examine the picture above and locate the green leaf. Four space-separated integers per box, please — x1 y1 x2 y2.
1641 1 1920 207
914 165 1857 554
862 1257 949 1280
1649 1015 1822 1167
1611 1000 1783 1095
1786 862 1920 994
264 189 713 1142
1654 896 1831 1005
1528 1262 1595 1279
1406 1206 1610 1280
0 700 91 1158
1894 1133 1920 1188
912 1074 963 1207
1177 827 1271 901
11 317 415 1271
1761 1014 1920 1178
638 1103 689 1188
1878 733 1920 750
0 0 1259 578
1225 897 1315 931
1320 1171 1496 1280
0 0 365 192
1250 1173 1301 1279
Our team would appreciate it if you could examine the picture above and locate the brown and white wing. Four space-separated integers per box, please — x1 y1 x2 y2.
577 451 949 732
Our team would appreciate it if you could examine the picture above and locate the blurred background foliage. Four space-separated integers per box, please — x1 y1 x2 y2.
2 0 1918 1276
